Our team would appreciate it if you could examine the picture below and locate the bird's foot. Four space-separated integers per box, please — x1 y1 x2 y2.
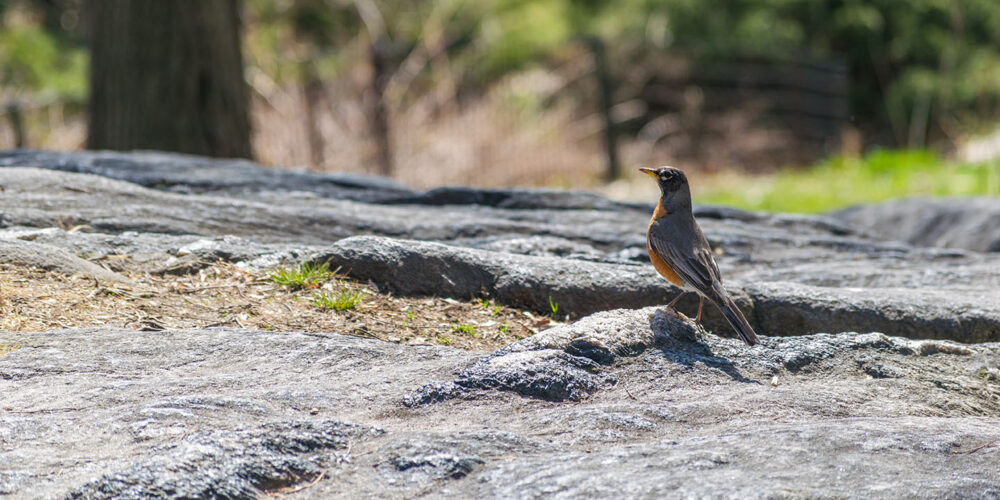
662 307 692 322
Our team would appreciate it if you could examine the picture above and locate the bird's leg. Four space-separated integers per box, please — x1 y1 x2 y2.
695 295 704 323
666 291 686 311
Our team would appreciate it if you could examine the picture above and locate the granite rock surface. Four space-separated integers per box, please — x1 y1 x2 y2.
0 150 998 498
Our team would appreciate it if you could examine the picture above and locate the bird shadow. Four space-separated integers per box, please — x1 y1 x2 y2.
647 309 760 385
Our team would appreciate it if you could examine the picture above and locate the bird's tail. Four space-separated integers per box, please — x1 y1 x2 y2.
717 295 760 346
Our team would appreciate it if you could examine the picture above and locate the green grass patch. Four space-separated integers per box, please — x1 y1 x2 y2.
694 149 1000 213
268 262 331 290
452 323 478 337
477 298 502 316
977 367 1000 382
312 289 365 311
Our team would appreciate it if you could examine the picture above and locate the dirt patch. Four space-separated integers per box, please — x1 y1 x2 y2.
0 263 554 351
0 342 23 356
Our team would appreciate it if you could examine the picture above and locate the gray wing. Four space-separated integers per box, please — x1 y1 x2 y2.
648 218 726 299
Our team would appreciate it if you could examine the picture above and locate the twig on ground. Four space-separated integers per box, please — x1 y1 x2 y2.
951 438 998 454
266 471 326 496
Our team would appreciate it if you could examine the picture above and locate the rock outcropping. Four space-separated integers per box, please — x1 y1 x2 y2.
833 197 1000 252
4 311 999 499
1 150 998 498
1 150 997 342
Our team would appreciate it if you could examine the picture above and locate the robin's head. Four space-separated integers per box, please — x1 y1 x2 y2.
640 166 692 210
639 166 688 192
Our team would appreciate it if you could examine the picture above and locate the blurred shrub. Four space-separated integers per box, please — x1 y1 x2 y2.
5 0 1000 151
0 21 86 101
441 0 1000 146
585 0 1000 146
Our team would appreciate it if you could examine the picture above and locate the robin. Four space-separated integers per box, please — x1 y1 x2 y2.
640 166 760 346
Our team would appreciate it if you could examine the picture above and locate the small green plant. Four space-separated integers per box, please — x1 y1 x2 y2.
499 323 510 334
405 311 416 320
452 323 477 337
492 304 501 316
312 288 365 311
436 337 453 345
268 262 331 290
548 296 559 319
477 297 490 309
978 367 999 382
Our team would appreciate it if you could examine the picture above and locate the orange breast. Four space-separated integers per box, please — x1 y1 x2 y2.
647 242 684 287
647 199 684 287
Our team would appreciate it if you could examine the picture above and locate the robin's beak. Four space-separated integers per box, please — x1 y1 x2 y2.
639 168 658 178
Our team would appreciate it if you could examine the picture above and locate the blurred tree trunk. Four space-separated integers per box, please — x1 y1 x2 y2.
300 61 326 168
369 39 395 176
38 0 67 35
86 0 252 159
584 36 620 181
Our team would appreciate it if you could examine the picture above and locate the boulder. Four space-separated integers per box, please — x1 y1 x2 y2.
0 149 412 202
0 238 133 285
832 197 1000 252
314 235 673 317
315 235 1000 342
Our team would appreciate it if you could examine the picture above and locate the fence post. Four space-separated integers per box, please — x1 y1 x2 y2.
585 36 620 181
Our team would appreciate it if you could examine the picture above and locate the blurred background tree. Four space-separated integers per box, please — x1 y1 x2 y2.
0 0 998 209
87 0 251 158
